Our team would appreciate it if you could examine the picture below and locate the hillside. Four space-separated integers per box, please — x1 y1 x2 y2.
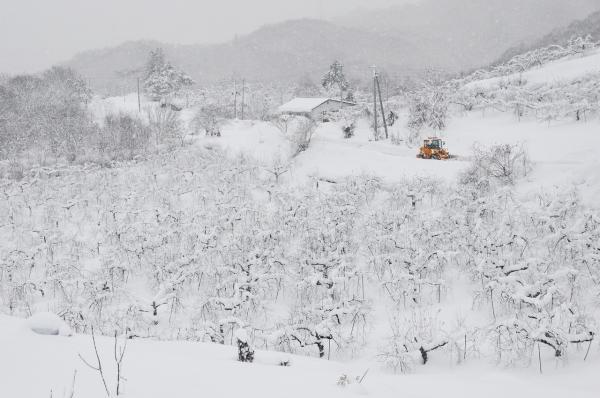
499 10 600 63
465 46 600 90
180 19 430 83
65 20 429 93
336 0 600 71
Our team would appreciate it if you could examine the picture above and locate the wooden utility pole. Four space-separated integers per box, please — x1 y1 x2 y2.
241 79 245 120
137 78 141 113
233 78 238 119
376 75 388 139
371 66 378 139
340 64 344 103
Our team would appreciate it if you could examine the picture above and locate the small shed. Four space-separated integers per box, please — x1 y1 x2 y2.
278 98 356 121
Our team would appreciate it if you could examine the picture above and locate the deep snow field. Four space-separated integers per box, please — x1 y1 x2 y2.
2 313 600 398
2 106 599 398
2 49 600 398
207 109 600 207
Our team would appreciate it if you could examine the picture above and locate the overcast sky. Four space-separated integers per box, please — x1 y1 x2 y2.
0 0 417 74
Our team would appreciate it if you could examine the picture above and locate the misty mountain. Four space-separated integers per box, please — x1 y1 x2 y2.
65 0 600 93
498 10 600 63
66 19 440 93
335 0 600 71
66 40 164 93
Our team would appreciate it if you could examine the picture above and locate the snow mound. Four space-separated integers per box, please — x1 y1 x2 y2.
26 312 72 337
202 120 291 163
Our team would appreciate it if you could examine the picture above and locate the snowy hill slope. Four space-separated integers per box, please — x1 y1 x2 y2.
499 9 600 63
2 314 599 398
466 48 600 89
336 0 600 72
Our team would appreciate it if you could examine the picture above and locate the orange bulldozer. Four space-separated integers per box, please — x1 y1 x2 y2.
417 137 450 160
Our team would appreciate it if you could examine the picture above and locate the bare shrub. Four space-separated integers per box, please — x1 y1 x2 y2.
407 128 423 148
379 311 448 373
406 99 428 147
147 106 183 145
192 104 226 137
100 113 151 159
271 114 293 135
461 143 532 186
263 156 290 184
235 329 255 363
292 117 316 155
406 89 448 135
6 159 25 180
337 108 360 139
272 115 316 156
241 92 274 121
342 121 356 139
79 328 128 397
0 68 95 162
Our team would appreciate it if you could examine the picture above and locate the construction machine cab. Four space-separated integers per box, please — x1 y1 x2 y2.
424 138 444 149
418 137 449 160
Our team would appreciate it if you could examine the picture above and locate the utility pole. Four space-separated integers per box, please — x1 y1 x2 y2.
233 78 238 119
241 79 245 120
376 74 388 139
340 64 344 103
137 78 141 113
371 66 378 139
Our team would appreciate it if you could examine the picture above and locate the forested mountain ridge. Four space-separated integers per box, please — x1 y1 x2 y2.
65 0 600 93
497 10 600 64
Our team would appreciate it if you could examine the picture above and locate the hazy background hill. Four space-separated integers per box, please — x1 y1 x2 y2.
66 19 439 93
64 0 600 93
498 10 600 63
336 0 600 69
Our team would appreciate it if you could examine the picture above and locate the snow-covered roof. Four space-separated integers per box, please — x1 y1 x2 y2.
278 98 355 114
278 98 330 113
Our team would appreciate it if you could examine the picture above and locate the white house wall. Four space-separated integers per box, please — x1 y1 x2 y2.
311 100 354 120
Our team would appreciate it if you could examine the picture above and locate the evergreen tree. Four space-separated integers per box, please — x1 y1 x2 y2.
143 48 194 102
322 60 349 101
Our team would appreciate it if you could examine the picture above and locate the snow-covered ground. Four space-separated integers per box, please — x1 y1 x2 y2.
3 314 599 398
88 93 146 124
88 46 600 203
3 42 600 398
206 110 600 206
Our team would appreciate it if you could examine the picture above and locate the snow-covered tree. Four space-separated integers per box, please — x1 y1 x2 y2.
322 60 350 101
143 48 194 102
